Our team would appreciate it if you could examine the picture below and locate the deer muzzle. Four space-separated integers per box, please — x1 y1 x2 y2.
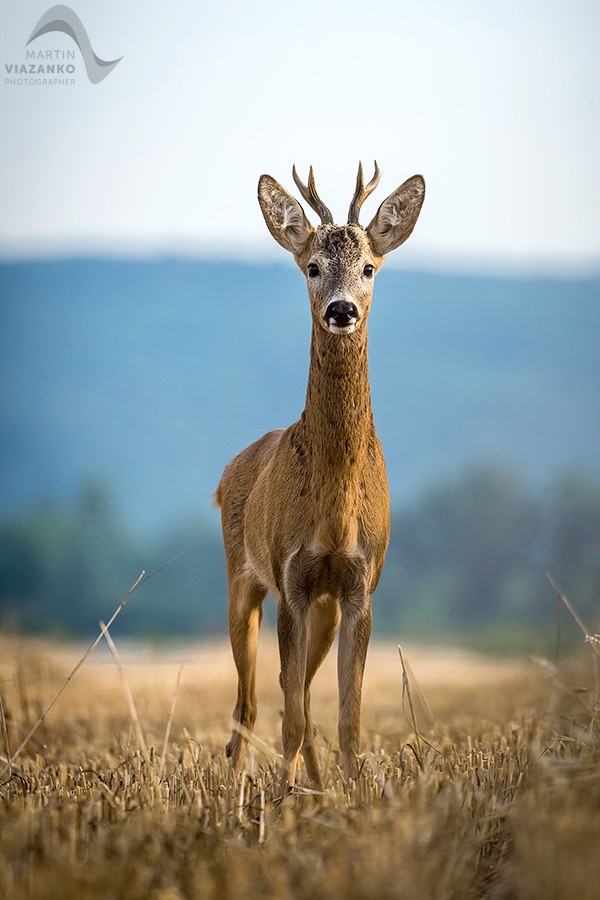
324 299 360 334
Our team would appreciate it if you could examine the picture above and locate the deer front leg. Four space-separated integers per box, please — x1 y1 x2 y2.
277 594 308 789
302 597 341 790
226 577 266 775
337 586 372 780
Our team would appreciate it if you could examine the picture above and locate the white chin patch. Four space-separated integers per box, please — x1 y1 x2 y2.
328 321 357 335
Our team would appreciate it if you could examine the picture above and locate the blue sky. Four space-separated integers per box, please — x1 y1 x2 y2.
1 0 599 271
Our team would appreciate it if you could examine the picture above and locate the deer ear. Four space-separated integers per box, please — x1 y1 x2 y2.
366 175 425 256
258 175 315 256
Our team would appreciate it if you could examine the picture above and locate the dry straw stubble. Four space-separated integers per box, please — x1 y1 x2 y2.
0 590 599 899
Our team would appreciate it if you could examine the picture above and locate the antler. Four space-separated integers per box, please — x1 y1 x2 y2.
292 165 334 225
347 160 381 225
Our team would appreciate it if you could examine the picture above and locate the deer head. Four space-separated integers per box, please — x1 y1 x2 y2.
257 162 425 335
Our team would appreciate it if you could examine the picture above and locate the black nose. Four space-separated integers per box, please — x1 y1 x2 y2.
324 300 359 328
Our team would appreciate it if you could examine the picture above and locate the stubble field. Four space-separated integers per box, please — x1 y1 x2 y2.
1 628 599 899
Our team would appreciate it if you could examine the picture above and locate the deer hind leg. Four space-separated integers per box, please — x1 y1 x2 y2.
226 575 266 775
301 597 341 790
337 560 372 779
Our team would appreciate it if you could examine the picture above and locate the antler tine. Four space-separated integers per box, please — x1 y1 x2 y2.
292 164 334 225
347 160 381 225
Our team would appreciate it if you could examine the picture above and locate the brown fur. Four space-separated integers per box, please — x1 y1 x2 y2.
216 164 425 788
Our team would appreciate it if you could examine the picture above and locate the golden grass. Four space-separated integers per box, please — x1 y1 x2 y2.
1 629 599 900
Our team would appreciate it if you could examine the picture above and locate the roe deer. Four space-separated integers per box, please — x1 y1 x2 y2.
215 162 425 788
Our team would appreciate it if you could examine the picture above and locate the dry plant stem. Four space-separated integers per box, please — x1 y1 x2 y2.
99 620 147 753
159 665 183 779
398 644 424 764
0 557 179 778
229 720 281 766
546 573 600 660
0 697 10 774
397 645 452 771
0 570 145 777
258 789 266 844
183 728 210 807
547 573 600 713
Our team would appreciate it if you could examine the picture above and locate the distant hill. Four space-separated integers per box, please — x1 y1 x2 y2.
1 258 599 530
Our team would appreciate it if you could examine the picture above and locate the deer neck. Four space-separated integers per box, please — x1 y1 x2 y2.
301 322 374 477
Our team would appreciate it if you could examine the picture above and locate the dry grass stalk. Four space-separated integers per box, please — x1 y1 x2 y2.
229 719 281 766
159 665 183 778
0 570 145 777
398 643 425 765
547 573 600 660
0 557 180 778
547 573 600 712
0 696 10 775
99 619 147 753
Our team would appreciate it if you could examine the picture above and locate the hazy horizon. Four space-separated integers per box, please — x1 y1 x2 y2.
1 1 599 274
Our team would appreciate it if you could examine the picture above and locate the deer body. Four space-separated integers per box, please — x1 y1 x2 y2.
216 164 425 787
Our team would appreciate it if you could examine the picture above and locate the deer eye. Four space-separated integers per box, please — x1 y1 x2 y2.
307 263 320 278
363 264 374 278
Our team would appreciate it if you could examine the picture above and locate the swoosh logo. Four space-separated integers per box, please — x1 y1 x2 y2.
26 5 122 84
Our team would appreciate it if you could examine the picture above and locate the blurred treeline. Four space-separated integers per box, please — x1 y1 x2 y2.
0 466 598 648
